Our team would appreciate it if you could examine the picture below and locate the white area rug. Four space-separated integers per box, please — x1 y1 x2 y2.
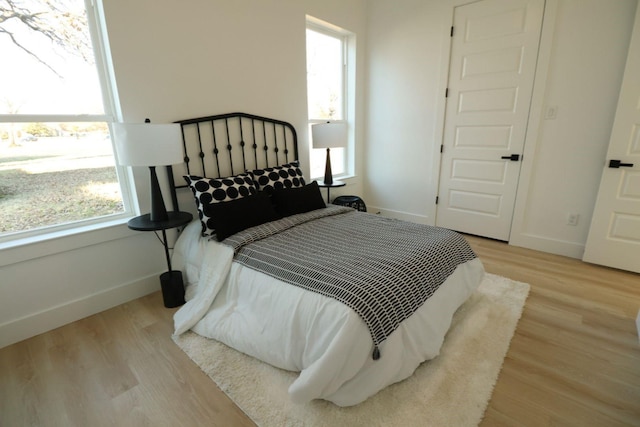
173 273 529 426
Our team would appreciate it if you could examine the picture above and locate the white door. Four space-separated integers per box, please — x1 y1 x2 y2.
436 0 544 241
583 7 640 274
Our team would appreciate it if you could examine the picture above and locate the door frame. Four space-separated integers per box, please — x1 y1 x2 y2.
430 0 574 254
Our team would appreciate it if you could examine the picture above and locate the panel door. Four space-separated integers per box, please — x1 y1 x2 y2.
436 0 545 241
583 7 640 273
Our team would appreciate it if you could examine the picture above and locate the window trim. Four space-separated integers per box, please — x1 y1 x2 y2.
0 217 131 264
306 22 348 122
306 16 356 181
0 0 133 248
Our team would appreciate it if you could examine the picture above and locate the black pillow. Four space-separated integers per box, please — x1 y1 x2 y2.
208 192 281 241
272 181 326 217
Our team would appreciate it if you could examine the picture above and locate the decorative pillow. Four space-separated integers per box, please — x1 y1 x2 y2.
208 192 281 241
251 161 306 194
184 173 257 237
271 181 326 217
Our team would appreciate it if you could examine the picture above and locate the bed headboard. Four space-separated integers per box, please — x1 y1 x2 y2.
166 112 299 212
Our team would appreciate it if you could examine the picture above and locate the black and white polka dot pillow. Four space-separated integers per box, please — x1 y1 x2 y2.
184 173 257 237
251 161 306 194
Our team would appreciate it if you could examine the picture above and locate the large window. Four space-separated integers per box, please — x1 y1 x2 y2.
0 0 129 243
306 18 354 180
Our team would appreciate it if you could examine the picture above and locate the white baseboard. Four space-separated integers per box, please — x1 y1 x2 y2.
0 274 159 349
367 205 431 225
509 232 585 260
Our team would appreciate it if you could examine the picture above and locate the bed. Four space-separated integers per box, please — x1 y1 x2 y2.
168 112 485 407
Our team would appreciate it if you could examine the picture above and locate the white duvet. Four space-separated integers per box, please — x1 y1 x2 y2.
173 219 484 406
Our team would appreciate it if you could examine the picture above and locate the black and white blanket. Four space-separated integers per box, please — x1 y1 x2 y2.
222 206 477 359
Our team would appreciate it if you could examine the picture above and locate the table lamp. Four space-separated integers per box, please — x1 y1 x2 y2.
113 120 183 221
311 122 347 185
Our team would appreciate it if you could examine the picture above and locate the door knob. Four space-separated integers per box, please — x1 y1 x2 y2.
501 154 520 161
608 159 634 168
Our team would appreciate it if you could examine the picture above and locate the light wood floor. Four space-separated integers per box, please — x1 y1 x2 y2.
1 236 639 426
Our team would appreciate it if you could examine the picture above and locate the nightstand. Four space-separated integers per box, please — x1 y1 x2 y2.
128 211 193 308
317 180 346 204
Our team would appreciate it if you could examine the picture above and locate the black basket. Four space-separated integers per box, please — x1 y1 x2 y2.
332 195 367 212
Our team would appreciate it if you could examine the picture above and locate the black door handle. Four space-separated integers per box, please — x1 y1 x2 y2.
609 159 634 168
501 154 520 161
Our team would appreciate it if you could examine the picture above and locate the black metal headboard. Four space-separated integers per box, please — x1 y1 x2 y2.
166 112 299 212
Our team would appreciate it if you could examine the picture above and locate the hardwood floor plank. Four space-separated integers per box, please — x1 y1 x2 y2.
465 236 640 427
1 236 639 426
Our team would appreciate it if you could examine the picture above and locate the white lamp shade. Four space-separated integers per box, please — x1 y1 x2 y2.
113 123 183 166
311 122 347 149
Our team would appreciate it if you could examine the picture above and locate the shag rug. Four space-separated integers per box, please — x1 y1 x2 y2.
172 273 530 426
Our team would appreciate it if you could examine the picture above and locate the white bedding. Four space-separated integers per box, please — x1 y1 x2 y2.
173 219 485 406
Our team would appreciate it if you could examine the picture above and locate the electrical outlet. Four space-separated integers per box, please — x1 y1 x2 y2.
567 213 579 226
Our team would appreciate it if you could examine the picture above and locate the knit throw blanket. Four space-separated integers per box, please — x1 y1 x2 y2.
222 206 477 359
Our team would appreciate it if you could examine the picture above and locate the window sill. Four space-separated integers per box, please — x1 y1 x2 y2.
0 216 138 267
311 173 357 182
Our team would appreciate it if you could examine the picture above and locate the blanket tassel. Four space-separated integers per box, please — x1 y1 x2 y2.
372 346 380 360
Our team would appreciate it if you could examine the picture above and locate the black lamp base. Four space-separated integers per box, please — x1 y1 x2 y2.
160 270 185 308
149 166 169 222
323 147 333 185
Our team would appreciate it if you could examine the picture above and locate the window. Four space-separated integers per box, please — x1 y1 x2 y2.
306 18 354 180
0 0 130 243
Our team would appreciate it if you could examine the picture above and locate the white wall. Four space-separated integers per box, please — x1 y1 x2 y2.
510 0 637 257
364 0 450 223
0 0 367 348
364 0 637 258
103 0 367 204
0 224 163 349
